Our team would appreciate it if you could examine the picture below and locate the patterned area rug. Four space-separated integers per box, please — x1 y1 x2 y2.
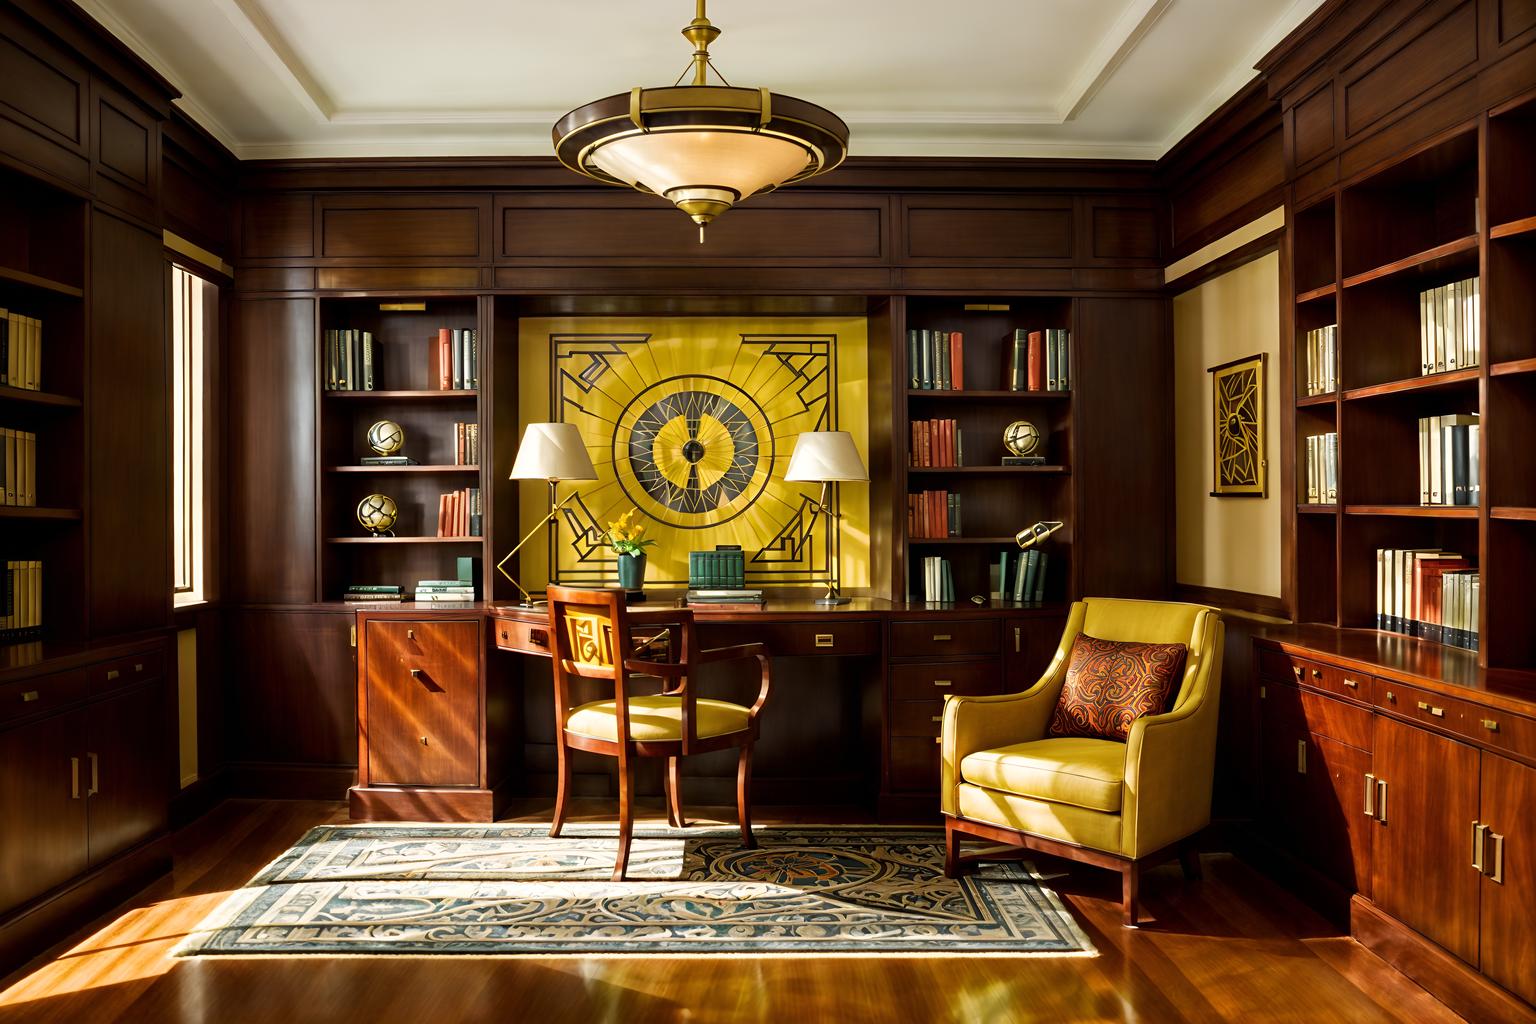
174 824 1094 957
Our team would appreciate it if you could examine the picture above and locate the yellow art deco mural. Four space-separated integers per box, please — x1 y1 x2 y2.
517 317 870 591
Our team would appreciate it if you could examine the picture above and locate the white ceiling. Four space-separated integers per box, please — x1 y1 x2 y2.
79 0 1326 161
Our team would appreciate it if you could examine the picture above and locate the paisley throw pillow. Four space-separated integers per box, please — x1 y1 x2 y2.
1047 634 1188 742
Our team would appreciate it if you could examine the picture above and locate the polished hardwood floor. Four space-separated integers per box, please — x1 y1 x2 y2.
0 798 1464 1023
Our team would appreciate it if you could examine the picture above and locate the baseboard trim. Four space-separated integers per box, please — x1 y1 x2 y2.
225 761 356 800
169 768 229 827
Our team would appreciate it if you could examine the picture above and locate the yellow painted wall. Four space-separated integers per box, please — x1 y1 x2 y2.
1172 249 1283 598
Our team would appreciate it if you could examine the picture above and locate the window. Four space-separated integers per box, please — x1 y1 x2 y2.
172 265 215 605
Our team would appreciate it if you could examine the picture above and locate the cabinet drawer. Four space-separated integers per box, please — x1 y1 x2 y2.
889 735 941 792
365 619 481 787
700 620 879 657
1375 679 1536 760
1265 680 1373 750
93 650 164 691
890 618 998 658
890 699 946 737
493 617 551 655
1374 680 1468 731
0 670 89 728
889 659 1002 700
1258 648 1363 701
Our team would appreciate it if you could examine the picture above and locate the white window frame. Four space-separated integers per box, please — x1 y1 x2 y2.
171 264 214 607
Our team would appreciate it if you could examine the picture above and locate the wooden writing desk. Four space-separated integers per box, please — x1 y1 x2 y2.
350 597 1066 822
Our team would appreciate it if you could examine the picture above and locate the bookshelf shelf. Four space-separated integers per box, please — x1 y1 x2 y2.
1490 357 1536 377
0 265 83 299
1296 392 1337 408
1490 216 1536 240
906 389 1071 401
325 536 482 545
1296 283 1337 304
1491 507 1536 521
0 506 81 520
1344 505 1479 519
322 390 478 401
1340 234 1479 290
327 465 480 474
906 537 1021 546
906 465 1068 475
1297 504 1339 514
0 386 81 408
1342 368 1480 401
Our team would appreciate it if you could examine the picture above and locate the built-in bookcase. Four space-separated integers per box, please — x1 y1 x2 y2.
0 165 86 650
1290 98 1536 670
897 297 1076 607
316 296 491 601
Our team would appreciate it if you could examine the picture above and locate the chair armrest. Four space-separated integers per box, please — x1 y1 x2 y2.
939 681 1060 815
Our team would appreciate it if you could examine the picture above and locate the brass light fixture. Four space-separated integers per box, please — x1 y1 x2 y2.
553 1 850 241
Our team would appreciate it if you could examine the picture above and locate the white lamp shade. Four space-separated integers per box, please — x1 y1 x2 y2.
509 422 598 481
784 431 868 482
589 131 813 210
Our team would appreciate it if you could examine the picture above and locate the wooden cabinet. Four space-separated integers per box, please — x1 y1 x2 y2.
85 681 171 865
1311 734 1373 894
364 619 481 787
1478 753 1536 1005
0 707 89 915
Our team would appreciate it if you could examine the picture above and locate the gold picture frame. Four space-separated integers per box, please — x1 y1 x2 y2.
1209 353 1267 497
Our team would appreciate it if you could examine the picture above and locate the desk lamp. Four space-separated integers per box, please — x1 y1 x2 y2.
785 431 868 605
497 423 599 605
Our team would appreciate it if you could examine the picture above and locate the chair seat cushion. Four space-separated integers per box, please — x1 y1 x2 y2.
566 695 751 743
959 737 1126 813
1047 633 1187 742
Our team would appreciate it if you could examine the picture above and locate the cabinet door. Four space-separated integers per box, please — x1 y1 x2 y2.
1002 615 1066 691
1479 753 1536 1004
86 681 172 865
1258 688 1309 852
1310 734 1373 895
365 620 481 787
1371 715 1480 964
0 710 89 914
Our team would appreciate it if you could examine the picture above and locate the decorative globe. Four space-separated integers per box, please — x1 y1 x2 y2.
1004 420 1043 457
356 493 399 536
366 419 405 457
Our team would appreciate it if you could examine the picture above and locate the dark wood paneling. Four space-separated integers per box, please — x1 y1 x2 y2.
241 193 313 259
1090 204 1159 261
1293 82 1337 167
0 14 83 147
1074 297 1169 598
88 210 168 637
90 78 157 222
318 195 489 260
236 267 313 292
494 266 894 293
161 109 235 260
1503 0 1536 42
316 266 480 291
903 198 1074 262
1343 1 1478 139
95 97 146 184
226 299 317 604
226 609 356 768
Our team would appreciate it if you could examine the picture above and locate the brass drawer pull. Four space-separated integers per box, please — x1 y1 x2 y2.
407 628 416 640
1292 665 1302 680
106 669 119 681
933 634 952 642
1416 700 1445 718
70 757 81 800
1296 739 1307 775
1482 719 1499 732
134 662 144 673
1364 773 1376 818
1489 832 1505 884
420 735 429 746
410 668 423 679
87 752 99 797
931 715 942 723
932 679 952 688
1376 778 1388 825
499 630 509 641
1311 669 1323 681
1014 626 1020 653
1384 690 1396 703
21 690 38 703
1472 821 1488 873
1342 678 1359 689
814 634 835 648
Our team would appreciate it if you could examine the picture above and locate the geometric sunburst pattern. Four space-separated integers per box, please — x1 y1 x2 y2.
1210 353 1267 496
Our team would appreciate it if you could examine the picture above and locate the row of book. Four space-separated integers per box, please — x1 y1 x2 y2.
435 328 479 391
1 310 43 391
1303 324 1337 396
906 329 965 390
323 329 377 391
1376 548 1479 650
436 488 482 537
343 557 481 603
1004 329 1072 392
909 490 961 538
685 588 764 609
1 428 37 506
910 418 964 467
687 548 746 589
918 556 956 603
1303 432 1338 504
991 548 1049 605
1 561 42 640
1419 414 1479 506
414 578 477 602
454 422 480 466
1419 277 1480 375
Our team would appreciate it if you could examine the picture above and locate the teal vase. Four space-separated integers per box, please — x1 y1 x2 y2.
617 551 647 591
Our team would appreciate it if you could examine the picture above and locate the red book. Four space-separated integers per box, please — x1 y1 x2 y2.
950 332 964 390
940 419 952 467
1027 331 1044 391
436 494 447 537
461 488 470 536
437 328 452 390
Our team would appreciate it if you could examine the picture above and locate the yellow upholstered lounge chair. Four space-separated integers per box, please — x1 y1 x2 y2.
546 585 771 880
940 597 1224 926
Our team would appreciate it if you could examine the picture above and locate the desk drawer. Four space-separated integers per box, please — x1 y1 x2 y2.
1265 679 1372 751
365 619 481 787
93 650 164 691
1258 648 1361 701
890 659 1001 700
0 670 89 728
700 620 879 657
493 617 552 655
1376 679 1536 759
890 699 945 737
890 618 998 658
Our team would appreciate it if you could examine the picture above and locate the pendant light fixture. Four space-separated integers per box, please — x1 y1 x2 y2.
553 1 850 242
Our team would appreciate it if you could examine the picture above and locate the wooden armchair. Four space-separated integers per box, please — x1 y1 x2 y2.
546 585 772 880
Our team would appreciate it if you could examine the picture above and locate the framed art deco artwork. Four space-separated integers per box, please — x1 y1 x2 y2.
1208 352 1266 497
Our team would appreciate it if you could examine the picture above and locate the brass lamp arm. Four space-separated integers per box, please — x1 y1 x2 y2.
496 480 578 604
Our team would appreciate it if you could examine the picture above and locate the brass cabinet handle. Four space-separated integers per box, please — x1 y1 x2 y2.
1376 778 1388 825
21 690 38 703
1343 678 1359 689
932 679 952 688
134 662 144 673
500 630 509 641
1292 665 1302 680
1296 739 1307 775
87 752 99 797
1489 832 1505 884
930 715 942 723
814 634 835 648
1416 700 1445 718
70 757 81 800
933 634 952 642
1364 773 1377 818
1014 626 1021 653
1472 822 1489 873
1384 690 1396 703
106 669 119 681
933 736 941 745
409 668 423 679
420 736 429 746
1482 719 1499 732
407 629 416 641
1311 669 1323 680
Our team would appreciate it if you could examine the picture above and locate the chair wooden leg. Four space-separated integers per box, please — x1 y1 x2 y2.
1121 861 1140 927
549 732 571 838
944 818 965 878
1179 842 1203 882
613 753 635 882
665 755 686 828
736 742 755 849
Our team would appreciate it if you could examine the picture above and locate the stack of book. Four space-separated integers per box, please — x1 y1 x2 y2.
1304 432 1338 504
435 328 479 390
1376 548 1478 650
414 578 476 602
919 556 955 603
1 309 43 390
906 329 964 390
342 584 405 603
688 548 746 589
910 419 962 467
1303 324 1337 395
1 560 41 640
991 548 1048 605
1003 329 1072 392
908 490 961 538
1418 277 1480 374
454 422 480 465
1 428 37 505
685 588 764 609
1418 414 1479 506
324 329 377 391
436 487 482 537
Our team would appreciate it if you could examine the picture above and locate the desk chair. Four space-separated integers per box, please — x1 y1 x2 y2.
546 585 772 880
940 598 1224 925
